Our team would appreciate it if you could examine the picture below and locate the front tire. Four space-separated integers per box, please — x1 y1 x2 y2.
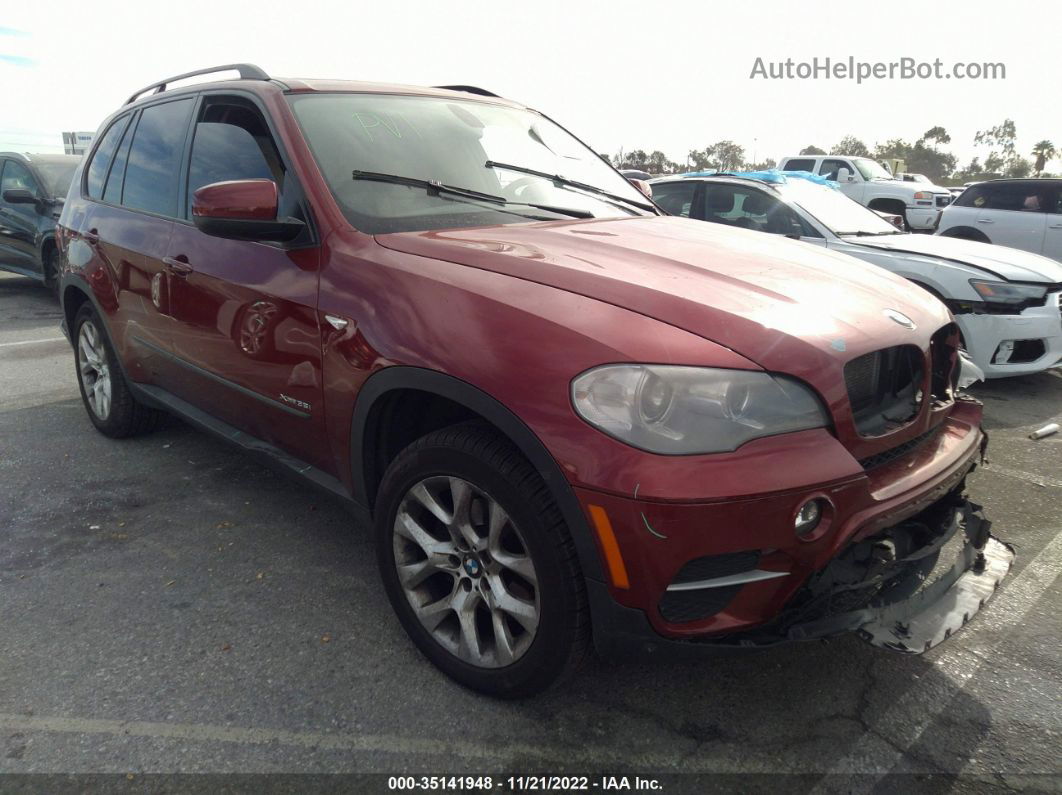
73 304 164 438
375 422 590 698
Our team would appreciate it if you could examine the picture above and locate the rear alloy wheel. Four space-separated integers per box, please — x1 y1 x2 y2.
78 320 113 421
73 304 164 438
376 422 589 698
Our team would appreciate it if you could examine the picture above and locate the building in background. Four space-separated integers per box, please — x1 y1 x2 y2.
62 131 94 155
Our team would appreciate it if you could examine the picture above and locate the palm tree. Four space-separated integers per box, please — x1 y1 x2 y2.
1031 140 1056 176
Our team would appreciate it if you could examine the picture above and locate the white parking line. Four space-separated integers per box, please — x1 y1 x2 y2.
0 336 66 348
811 529 1062 787
0 711 743 772
988 464 1062 490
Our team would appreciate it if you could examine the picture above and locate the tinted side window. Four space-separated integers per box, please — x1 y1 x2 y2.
122 99 193 217
186 101 283 217
953 185 986 208
980 182 1054 213
85 116 130 200
651 181 697 217
703 185 809 235
1 160 39 196
784 158 815 172
819 159 850 180
103 114 137 205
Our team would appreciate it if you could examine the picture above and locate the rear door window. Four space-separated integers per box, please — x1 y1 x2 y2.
651 181 698 217
122 98 194 217
85 115 131 200
783 158 816 172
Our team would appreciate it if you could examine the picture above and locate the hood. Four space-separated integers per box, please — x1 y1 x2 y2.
872 178 950 196
375 216 950 389
841 233 1062 283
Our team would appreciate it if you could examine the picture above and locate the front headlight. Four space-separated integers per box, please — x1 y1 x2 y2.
969 279 1047 305
571 365 828 455
913 191 932 200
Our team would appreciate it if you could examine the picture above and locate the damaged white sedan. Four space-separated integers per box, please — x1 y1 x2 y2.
651 172 1062 378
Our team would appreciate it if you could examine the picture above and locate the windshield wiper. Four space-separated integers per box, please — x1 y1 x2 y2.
351 170 594 219
841 230 903 236
484 160 656 213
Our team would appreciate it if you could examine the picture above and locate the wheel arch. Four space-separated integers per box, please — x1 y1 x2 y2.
350 366 605 583
939 226 991 243
868 197 908 215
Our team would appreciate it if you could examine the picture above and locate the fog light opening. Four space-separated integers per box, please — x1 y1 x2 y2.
795 499 824 537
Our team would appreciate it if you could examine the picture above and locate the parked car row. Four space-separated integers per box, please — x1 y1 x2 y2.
650 171 1062 379
0 151 81 295
1 65 1033 697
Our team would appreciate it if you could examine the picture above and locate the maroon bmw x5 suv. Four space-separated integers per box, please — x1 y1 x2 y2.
57 64 1011 697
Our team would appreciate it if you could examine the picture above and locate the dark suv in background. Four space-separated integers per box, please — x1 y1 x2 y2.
56 65 1010 697
0 152 80 295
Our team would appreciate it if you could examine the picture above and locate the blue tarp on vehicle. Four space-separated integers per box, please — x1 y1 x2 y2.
679 169 842 190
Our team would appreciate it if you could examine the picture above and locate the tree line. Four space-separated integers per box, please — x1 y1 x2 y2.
608 119 1057 185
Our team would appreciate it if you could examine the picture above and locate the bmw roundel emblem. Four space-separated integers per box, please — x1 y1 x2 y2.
464 559 480 576
883 309 916 330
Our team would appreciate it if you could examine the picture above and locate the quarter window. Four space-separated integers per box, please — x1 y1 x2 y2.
103 115 137 205
85 115 130 200
783 158 816 172
122 99 194 217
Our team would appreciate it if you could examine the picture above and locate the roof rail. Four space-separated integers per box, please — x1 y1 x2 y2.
434 85 500 98
125 63 270 105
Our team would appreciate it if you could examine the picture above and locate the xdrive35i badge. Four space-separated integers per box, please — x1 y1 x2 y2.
883 309 916 330
279 394 311 412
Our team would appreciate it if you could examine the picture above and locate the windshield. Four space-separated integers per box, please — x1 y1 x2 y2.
34 162 79 198
852 158 893 181
781 179 900 236
288 93 651 234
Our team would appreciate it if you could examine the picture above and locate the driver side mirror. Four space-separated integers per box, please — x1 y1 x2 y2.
191 179 305 243
836 168 856 183
627 178 653 199
3 188 39 205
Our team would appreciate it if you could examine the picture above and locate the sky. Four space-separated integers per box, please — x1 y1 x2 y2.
1 0 1058 173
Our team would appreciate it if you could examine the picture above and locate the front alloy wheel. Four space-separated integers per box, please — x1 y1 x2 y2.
376 422 590 698
394 475 540 667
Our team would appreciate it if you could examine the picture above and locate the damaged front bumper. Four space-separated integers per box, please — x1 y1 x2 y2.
783 498 1013 653
588 493 1013 660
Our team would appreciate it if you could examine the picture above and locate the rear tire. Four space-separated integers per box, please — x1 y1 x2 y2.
44 248 62 300
375 422 590 698
73 304 164 438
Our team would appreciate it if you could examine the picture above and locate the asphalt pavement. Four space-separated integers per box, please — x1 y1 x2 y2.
1 271 1059 792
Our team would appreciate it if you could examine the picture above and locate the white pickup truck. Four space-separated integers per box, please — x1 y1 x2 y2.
777 154 953 231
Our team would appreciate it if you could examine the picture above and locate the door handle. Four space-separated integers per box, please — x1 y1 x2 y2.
976 219 994 224
162 256 193 276
83 228 99 244
1049 224 1062 229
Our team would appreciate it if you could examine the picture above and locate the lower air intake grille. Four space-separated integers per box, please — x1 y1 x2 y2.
659 587 742 623
659 551 760 623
